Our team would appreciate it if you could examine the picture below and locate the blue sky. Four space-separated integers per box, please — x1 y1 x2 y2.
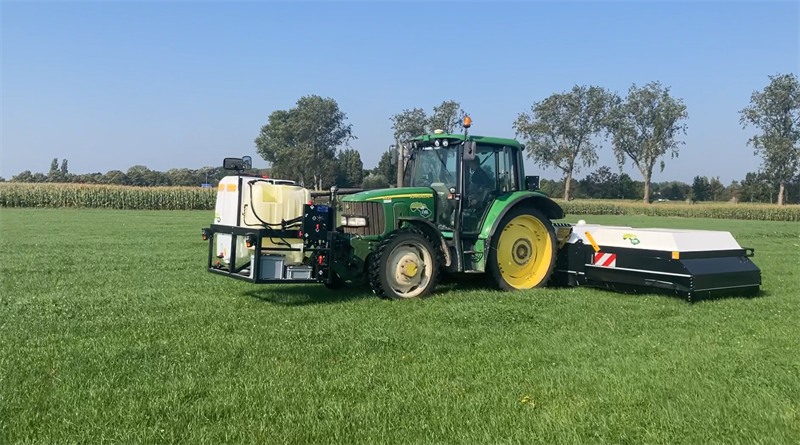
2 1 798 184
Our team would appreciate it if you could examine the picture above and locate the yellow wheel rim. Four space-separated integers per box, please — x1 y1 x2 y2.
496 215 553 289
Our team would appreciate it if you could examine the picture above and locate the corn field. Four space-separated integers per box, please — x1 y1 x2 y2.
2 183 799 221
559 200 800 222
0 183 215 210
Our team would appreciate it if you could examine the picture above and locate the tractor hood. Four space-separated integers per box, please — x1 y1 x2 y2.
341 187 434 202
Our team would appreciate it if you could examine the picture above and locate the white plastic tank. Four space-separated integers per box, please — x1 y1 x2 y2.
210 177 308 266
243 180 311 228
246 180 310 266
213 176 250 267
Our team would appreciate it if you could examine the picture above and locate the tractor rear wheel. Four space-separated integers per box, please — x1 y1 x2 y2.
487 205 557 291
368 229 439 300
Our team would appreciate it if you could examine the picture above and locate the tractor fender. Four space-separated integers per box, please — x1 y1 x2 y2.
481 194 564 246
397 216 451 268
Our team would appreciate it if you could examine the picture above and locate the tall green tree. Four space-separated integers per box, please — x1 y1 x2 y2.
373 150 395 183
104 170 127 185
579 165 620 199
254 95 356 190
605 81 689 203
427 100 466 133
739 73 800 206
708 176 725 201
362 173 390 190
513 85 615 200
335 148 364 187
618 173 640 200
166 168 196 186
660 181 689 201
390 100 466 140
390 107 429 142
739 171 772 202
125 165 149 186
691 175 710 202
47 158 62 183
11 171 33 182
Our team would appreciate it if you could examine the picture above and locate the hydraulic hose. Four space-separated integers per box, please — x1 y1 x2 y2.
244 179 304 248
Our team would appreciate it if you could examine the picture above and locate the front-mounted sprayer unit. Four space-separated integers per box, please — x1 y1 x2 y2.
201 154 339 285
201 119 761 303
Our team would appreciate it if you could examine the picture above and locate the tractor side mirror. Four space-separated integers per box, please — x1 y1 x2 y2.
242 156 252 170
389 145 397 165
462 141 477 161
525 175 540 191
223 157 244 171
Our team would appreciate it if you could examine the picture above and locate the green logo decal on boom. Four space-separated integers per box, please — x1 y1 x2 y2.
623 233 640 245
410 202 431 218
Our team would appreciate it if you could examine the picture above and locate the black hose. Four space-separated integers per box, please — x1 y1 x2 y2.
244 180 302 247
246 180 301 229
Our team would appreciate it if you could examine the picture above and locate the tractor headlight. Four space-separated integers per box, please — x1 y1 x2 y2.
341 216 368 227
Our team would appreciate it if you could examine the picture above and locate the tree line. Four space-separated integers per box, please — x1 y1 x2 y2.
6 156 797 205
539 165 800 205
5 156 372 190
6 73 798 205
8 159 241 188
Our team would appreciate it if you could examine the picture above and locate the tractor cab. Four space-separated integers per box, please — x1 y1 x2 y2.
400 119 539 234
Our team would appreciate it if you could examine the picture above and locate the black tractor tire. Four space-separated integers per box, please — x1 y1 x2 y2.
368 228 439 300
486 205 558 292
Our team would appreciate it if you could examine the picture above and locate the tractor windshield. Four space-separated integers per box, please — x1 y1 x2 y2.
403 146 458 190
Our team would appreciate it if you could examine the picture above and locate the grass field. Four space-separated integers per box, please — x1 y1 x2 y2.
1 208 798 444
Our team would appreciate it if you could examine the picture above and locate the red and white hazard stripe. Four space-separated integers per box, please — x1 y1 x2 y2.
593 252 617 267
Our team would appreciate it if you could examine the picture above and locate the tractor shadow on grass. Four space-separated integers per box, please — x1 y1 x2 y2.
544 280 771 304
242 274 771 306
242 285 374 306
243 274 495 305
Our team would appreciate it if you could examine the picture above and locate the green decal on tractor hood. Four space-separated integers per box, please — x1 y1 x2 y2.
342 187 434 202
410 202 431 217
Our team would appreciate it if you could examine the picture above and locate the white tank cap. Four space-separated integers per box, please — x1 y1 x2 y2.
577 219 586 225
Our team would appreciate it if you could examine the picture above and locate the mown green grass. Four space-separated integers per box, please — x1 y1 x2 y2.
1 209 798 444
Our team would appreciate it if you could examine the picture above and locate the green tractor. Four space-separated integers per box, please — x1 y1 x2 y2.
330 118 564 299
202 116 762 302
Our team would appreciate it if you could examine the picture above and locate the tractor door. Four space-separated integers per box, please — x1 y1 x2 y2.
461 145 517 233
403 145 459 230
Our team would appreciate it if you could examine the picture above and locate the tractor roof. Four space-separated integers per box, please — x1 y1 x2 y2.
407 132 522 148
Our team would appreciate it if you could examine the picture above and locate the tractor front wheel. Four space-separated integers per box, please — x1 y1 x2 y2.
368 229 439 300
487 205 557 291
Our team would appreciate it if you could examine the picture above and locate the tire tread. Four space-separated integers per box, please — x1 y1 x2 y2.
368 228 440 300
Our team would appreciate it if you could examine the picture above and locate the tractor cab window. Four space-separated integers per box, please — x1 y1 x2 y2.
404 146 458 189
462 145 505 232
404 146 459 228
